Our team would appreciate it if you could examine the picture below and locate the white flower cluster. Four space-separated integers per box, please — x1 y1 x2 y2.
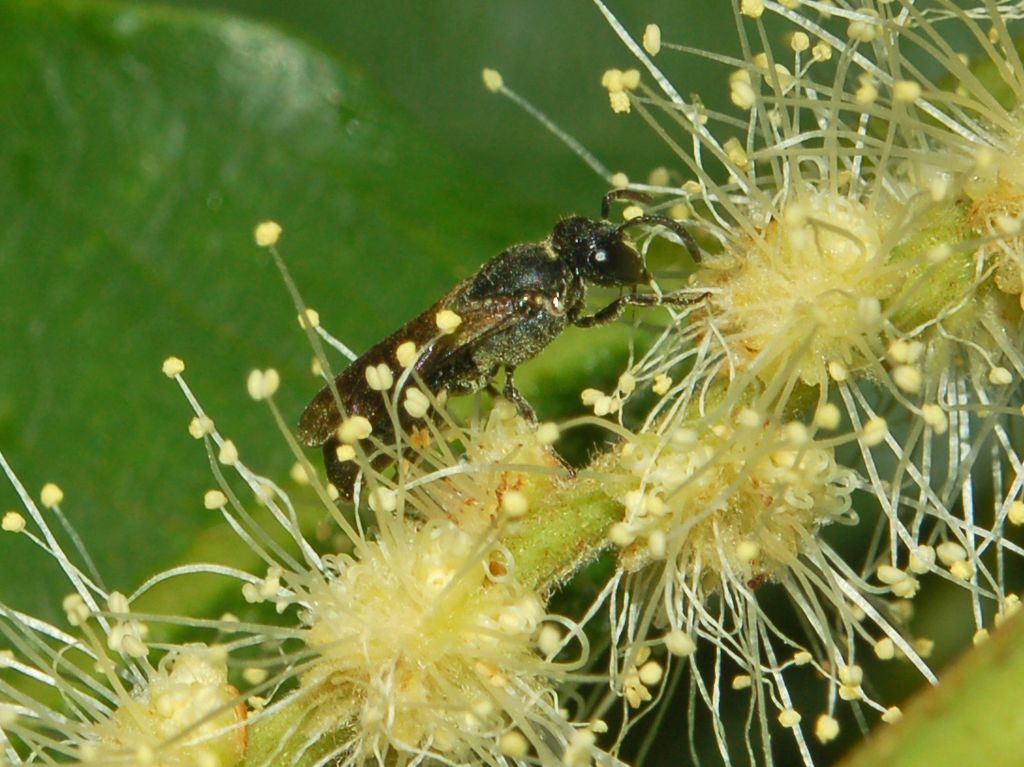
5 4 1024 767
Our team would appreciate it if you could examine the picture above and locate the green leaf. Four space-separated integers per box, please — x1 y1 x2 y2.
838 614 1024 767
0 0 540 618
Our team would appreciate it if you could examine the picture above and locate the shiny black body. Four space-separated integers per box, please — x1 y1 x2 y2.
298 200 699 500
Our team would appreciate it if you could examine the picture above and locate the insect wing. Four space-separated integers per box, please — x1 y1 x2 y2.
296 365 360 447
295 313 442 447
296 281 528 450
410 295 528 391
294 284 470 448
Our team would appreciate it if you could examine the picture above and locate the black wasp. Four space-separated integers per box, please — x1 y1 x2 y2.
297 191 701 500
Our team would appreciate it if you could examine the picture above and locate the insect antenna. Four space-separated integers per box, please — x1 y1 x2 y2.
601 188 654 218
616 215 701 264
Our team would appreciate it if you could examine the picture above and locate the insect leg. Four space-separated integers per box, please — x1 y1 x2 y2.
574 291 707 328
647 289 710 306
502 367 538 423
573 298 630 328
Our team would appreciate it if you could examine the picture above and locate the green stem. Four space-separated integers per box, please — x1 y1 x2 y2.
504 488 622 593
242 686 352 767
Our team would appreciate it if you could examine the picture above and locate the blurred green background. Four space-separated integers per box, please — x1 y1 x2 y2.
0 0 739 614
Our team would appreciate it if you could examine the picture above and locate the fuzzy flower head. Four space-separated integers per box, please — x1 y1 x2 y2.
194 426 591 766
585 401 928 759
567 1 1024 399
290 519 568 764
603 412 856 581
694 190 904 387
165 262 601 767
1 635 245 767
0 463 247 767
85 646 246 767
375 398 571 540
